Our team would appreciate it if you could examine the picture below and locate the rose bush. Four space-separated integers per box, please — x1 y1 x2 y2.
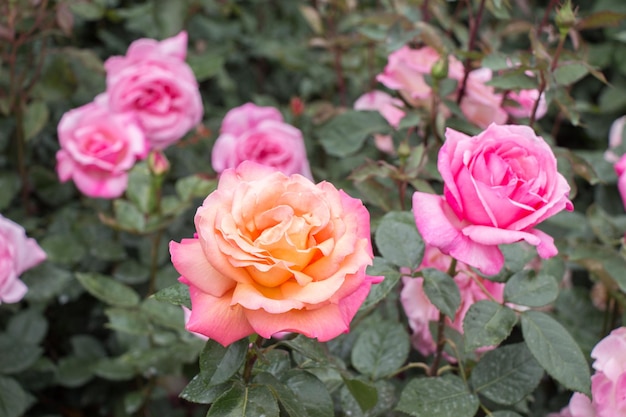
104 31 203 150
412 123 573 275
460 68 509 128
56 98 149 198
400 245 504 357
0 215 46 304
211 102 313 179
170 161 381 346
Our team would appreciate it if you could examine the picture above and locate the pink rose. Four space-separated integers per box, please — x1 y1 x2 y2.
0 215 46 304
211 103 312 179
605 116 626 163
555 327 626 417
354 91 406 154
614 154 626 211
104 31 203 150
169 162 381 346
400 246 504 356
504 89 548 120
460 68 508 128
376 46 464 108
56 99 148 198
412 124 573 275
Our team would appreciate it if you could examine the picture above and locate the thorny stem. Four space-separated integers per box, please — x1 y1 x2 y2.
530 32 566 128
456 0 487 105
243 336 265 383
540 0 560 31
430 258 457 376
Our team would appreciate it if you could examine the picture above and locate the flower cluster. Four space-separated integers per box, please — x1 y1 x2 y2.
0 215 46 304
376 45 547 128
56 31 202 198
551 327 626 417
211 103 312 179
170 162 381 346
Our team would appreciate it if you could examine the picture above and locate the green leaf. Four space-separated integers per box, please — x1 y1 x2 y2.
105 308 151 335
113 200 146 232
56 356 94 387
199 339 249 386
492 412 523 417
343 377 378 413
153 0 186 37
421 268 461 318
279 334 329 363
180 376 233 404
153 282 192 309
141 298 184 330
375 211 424 269
463 301 517 352
69 2 105 20
521 310 591 396
281 370 335 417
0 172 20 210
469 343 544 405
504 270 559 307
39 233 86 265
396 375 479 417
553 62 589 86
351 321 410 380
22 262 73 303
175 175 217 201
7 309 48 345
207 383 280 417
0 376 32 417
75 272 140 307
92 357 136 381
361 257 401 311
23 100 49 141
254 372 310 417
576 11 626 30
486 72 537 90
188 52 225 82
318 110 391 157
126 162 157 214
0 335 42 374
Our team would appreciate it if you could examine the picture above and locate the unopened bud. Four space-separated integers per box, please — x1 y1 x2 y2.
290 97 305 117
148 150 170 176
430 56 449 81
397 141 411 159
555 0 577 37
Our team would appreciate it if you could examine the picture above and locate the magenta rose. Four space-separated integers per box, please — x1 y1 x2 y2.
400 246 504 357
615 154 626 211
104 31 203 150
376 45 464 108
0 215 46 304
605 116 626 163
354 91 406 154
56 98 149 198
412 124 573 275
170 162 381 346
211 103 312 179
504 89 548 120
460 68 508 128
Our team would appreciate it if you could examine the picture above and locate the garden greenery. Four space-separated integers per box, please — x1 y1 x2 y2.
1 0 626 416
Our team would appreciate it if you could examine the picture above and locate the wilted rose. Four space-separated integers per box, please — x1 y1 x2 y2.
0 215 46 304
104 31 203 150
170 162 381 346
211 103 312 179
412 124 573 275
56 99 148 198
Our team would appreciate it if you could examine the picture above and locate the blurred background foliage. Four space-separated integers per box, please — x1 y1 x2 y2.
1 0 626 416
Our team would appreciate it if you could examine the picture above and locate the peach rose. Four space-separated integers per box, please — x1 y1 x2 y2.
170 162 381 346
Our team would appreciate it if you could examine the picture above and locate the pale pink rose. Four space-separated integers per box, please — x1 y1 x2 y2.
354 91 406 154
552 392 597 417
460 68 508 128
376 46 464 108
56 99 149 198
605 116 626 163
211 103 312 179
169 161 382 346
504 89 548 120
0 215 46 304
104 31 203 150
400 246 504 356
412 124 573 275
614 154 626 211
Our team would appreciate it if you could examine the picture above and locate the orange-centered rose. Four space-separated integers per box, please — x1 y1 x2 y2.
170 162 381 346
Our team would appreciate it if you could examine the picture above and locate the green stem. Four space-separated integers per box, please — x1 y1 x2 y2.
242 336 265 384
